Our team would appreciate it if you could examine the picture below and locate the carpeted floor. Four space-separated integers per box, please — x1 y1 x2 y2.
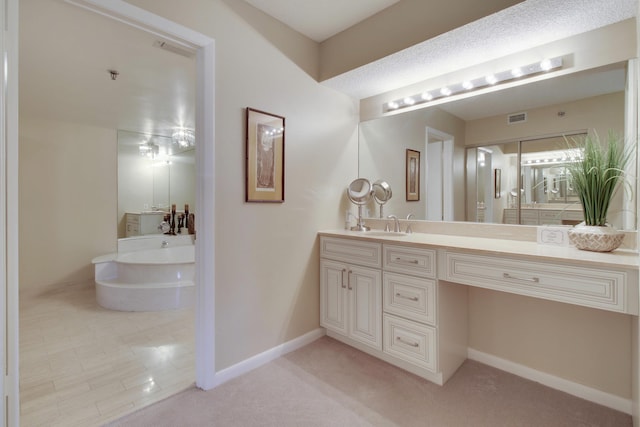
108 336 631 426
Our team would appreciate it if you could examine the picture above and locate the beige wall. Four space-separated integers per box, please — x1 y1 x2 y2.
19 118 117 291
359 106 466 221
469 288 632 398
465 92 625 146
126 0 359 371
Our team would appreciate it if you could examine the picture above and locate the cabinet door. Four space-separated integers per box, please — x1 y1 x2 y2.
348 265 382 350
320 259 348 336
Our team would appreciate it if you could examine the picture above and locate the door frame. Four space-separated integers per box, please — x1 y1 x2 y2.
63 0 217 390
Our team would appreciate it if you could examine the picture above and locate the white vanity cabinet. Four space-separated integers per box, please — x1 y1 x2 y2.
319 236 467 385
382 244 467 384
444 251 639 315
125 212 166 237
320 238 382 351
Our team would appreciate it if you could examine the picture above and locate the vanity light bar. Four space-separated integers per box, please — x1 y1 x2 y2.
385 56 563 113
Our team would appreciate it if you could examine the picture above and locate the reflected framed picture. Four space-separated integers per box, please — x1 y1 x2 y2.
245 108 285 203
494 168 501 199
406 149 420 201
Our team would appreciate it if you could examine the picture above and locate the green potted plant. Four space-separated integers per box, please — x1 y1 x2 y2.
564 131 633 252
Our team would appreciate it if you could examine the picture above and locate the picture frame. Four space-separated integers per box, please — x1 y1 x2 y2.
245 108 285 203
406 149 420 201
494 168 502 199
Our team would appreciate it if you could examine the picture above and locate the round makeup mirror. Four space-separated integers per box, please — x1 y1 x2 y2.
347 178 373 205
347 178 372 231
372 180 392 218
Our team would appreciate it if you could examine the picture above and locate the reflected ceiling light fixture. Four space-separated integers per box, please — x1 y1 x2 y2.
139 141 159 158
172 128 195 148
384 56 563 113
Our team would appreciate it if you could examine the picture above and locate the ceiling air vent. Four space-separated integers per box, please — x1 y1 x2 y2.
153 40 196 58
507 112 527 125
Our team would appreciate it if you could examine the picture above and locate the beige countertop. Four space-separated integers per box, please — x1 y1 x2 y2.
319 229 639 269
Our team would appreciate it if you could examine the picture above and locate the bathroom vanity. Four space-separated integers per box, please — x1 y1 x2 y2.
125 212 166 237
319 229 639 388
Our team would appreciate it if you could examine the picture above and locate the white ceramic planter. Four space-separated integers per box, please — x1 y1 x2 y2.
568 222 625 252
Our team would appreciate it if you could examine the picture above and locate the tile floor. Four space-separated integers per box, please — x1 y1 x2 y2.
19 280 195 426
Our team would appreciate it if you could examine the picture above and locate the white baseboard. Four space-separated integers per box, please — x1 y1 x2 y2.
468 348 632 415
211 328 326 387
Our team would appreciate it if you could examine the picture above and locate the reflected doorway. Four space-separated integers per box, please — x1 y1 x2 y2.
425 127 454 221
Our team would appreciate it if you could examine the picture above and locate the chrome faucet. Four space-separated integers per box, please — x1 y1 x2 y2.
405 213 414 234
161 240 169 248
387 215 400 232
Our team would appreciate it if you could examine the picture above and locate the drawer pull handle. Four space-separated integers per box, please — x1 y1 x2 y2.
503 272 539 283
347 270 353 290
394 257 419 265
395 293 419 302
341 269 347 289
396 336 419 347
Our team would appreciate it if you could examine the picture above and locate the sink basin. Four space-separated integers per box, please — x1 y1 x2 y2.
360 231 408 237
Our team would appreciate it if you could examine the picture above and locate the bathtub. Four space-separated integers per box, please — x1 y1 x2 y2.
92 235 195 311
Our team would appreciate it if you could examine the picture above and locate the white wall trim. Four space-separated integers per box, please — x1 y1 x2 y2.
64 0 217 390
4 0 20 424
212 329 326 387
468 348 632 415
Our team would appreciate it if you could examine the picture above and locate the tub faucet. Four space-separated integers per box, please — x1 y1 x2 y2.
161 240 169 248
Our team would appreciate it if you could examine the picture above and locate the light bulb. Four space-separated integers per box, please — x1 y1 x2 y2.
540 59 552 71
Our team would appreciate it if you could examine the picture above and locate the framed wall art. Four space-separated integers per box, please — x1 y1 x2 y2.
406 149 420 201
245 108 285 203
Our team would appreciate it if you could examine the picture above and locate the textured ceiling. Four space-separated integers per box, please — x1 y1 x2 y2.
322 0 637 99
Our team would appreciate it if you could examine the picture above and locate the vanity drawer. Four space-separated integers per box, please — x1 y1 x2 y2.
383 244 436 278
383 314 436 372
538 210 562 225
320 237 381 268
126 213 140 224
520 210 539 225
444 251 635 314
383 272 436 325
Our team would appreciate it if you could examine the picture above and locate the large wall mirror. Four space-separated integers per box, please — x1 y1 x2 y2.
117 129 196 238
358 61 636 230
